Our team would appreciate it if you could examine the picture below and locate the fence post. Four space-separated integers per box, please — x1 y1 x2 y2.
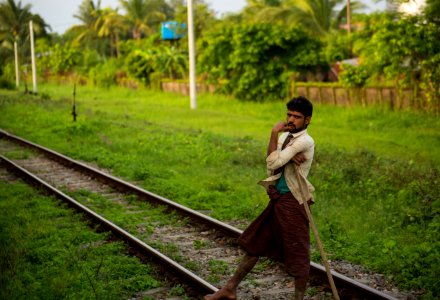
362 88 367 107
318 86 322 104
379 87 383 106
290 81 296 98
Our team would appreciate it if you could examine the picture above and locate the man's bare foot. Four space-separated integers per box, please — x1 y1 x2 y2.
203 286 236 300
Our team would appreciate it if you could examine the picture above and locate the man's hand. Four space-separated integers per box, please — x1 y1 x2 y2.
272 121 290 134
268 121 291 156
292 152 306 165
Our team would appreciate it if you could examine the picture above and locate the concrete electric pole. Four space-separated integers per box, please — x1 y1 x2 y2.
187 0 197 109
29 20 37 94
14 41 19 88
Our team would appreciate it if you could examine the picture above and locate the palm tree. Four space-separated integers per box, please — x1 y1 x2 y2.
67 0 102 47
0 0 49 86
119 0 167 39
156 46 188 79
0 0 49 50
95 7 126 57
243 0 282 15
245 0 363 37
172 0 217 39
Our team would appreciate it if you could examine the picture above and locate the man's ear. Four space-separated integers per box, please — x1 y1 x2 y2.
305 116 311 125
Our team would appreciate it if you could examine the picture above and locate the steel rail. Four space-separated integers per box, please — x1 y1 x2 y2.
0 129 398 300
0 154 218 296
310 262 397 299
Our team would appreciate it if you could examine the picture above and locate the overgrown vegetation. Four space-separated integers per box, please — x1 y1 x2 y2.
198 23 325 101
0 86 438 298
347 13 440 112
311 147 439 296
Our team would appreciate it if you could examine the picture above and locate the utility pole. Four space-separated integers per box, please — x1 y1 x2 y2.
14 41 19 88
29 20 37 94
347 0 352 56
187 0 197 109
347 0 352 35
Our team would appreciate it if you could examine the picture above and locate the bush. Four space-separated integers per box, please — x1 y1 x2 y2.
125 50 156 86
0 78 15 90
36 40 81 77
124 46 188 86
198 23 326 101
324 32 352 62
339 64 370 87
353 14 440 111
88 59 120 88
1 62 16 83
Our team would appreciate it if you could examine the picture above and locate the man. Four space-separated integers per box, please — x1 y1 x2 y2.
205 96 315 300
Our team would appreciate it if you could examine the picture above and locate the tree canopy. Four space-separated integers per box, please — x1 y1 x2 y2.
0 0 49 56
198 23 325 101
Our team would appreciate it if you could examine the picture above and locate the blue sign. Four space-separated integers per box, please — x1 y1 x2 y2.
161 22 187 40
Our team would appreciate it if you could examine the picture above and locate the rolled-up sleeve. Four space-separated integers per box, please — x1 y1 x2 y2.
266 136 312 171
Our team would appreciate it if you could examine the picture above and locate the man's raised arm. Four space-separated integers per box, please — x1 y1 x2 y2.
267 121 288 156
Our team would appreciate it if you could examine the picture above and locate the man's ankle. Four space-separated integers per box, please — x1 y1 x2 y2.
294 276 308 300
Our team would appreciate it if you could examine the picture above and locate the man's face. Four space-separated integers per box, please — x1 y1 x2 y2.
286 110 311 133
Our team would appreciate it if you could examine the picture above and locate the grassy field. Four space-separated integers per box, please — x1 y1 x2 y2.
0 181 169 299
0 84 439 298
32 84 440 166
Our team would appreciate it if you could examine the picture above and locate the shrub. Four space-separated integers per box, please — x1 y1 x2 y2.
124 46 188 86
198 23 326 101
88 58 120 88
324 32 352 62
339 64 370 87
36 40 81 77
0 78 15 90
354 14 440 111
125 50 156 86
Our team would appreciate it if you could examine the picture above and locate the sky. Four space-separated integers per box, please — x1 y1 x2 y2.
22 0 387 35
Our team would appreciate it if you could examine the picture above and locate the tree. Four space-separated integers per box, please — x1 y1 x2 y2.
119 0 167 39
67 0 102 50
35 39 80 78
242 0 282 17
353 14 440 112
243 0 364 37
95 7 126 57
424 0 440 25
198 23 325 101
0 0 49 83
0 0 49 46
155 46 187 79
172 0 217 40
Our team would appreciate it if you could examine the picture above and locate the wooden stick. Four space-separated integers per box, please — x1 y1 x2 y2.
294 165 340 300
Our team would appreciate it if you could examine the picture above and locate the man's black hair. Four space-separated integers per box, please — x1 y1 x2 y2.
286 96 313 117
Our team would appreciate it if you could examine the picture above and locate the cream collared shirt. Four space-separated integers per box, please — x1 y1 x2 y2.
258 129 315 204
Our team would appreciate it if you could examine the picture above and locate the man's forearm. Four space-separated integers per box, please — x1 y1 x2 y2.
267 121 287 157
267 130 279 156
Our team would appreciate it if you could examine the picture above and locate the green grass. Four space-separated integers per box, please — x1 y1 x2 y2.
33 83 440 166
0 84 439 298
0 181 162 299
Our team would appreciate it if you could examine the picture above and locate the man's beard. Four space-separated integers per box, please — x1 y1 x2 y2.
288 123 304 133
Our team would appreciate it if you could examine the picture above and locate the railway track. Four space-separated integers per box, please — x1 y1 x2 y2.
0 129 403 299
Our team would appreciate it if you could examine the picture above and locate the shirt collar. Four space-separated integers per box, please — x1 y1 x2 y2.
289 128 307 139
